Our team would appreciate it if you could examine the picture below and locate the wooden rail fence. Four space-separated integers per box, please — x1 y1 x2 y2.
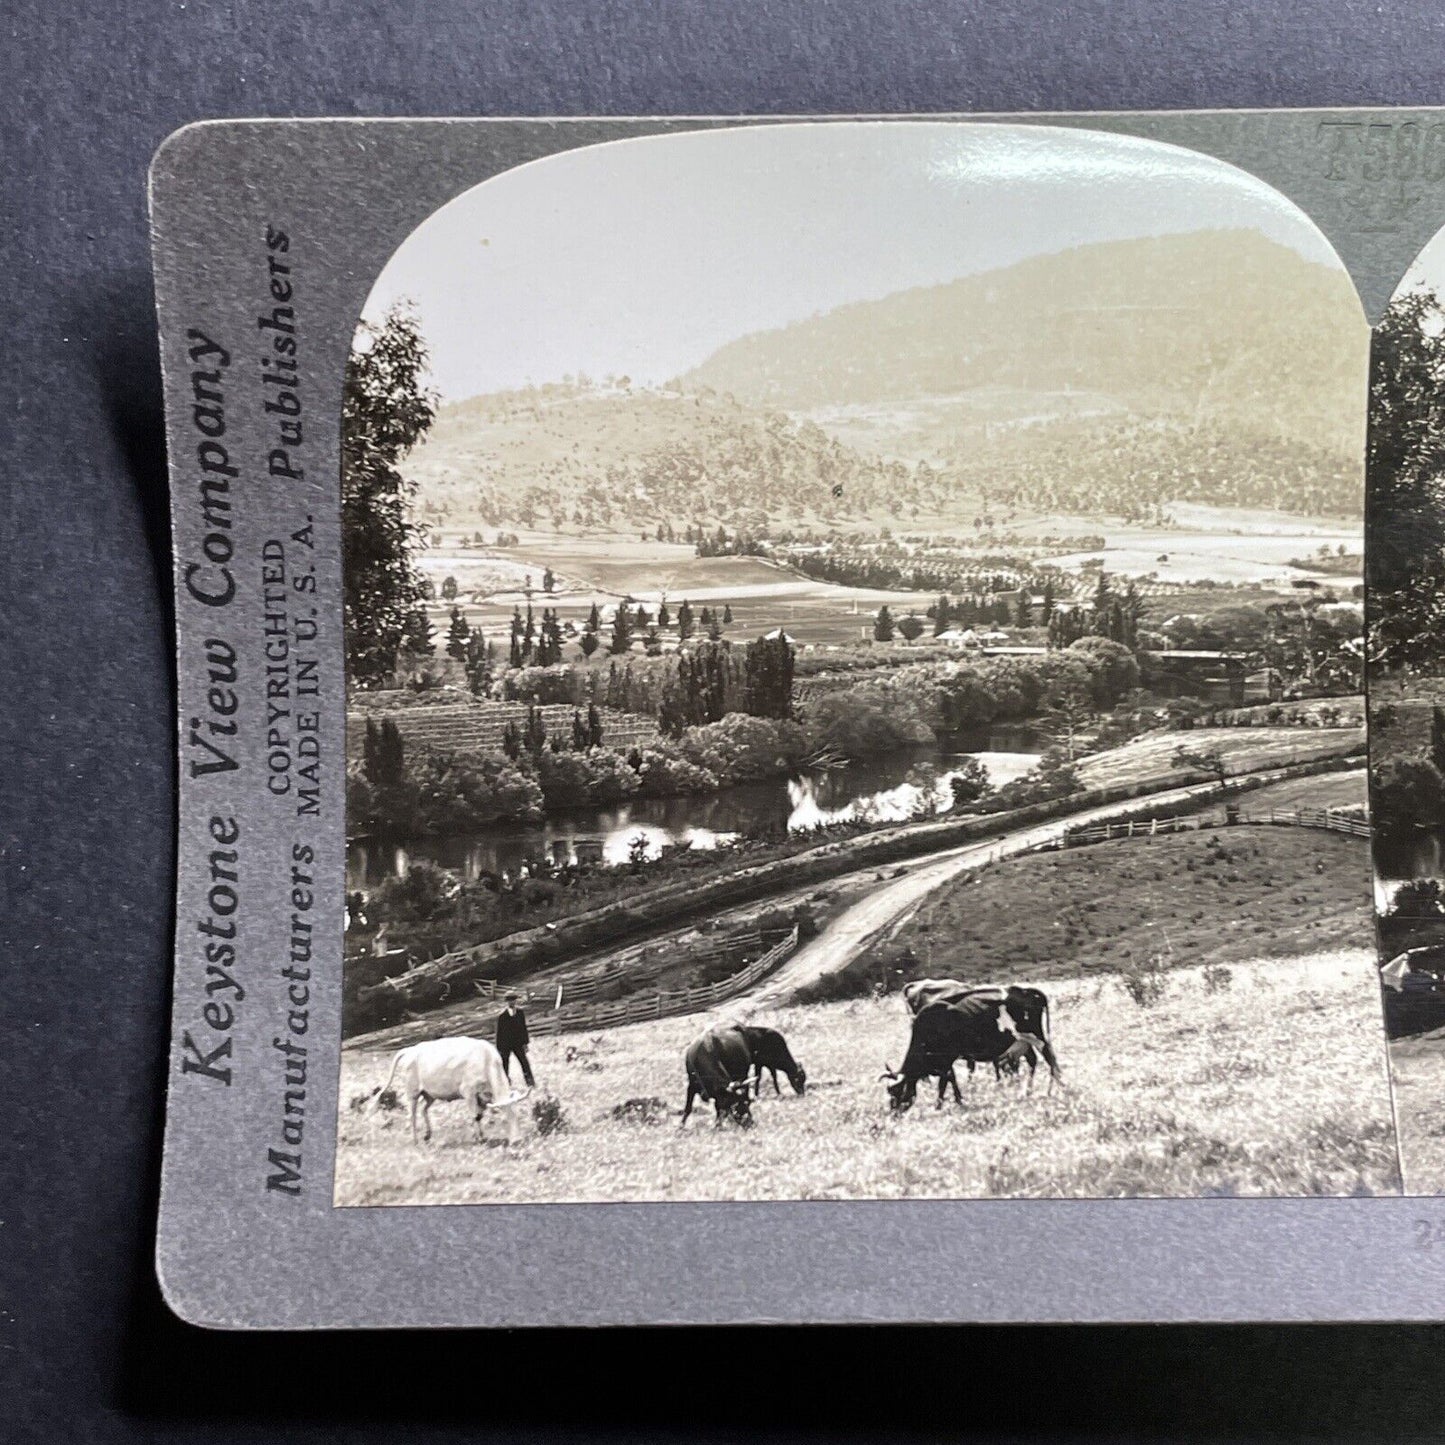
1059 806 1370 849
360 927 801 1038
527 926 801 1036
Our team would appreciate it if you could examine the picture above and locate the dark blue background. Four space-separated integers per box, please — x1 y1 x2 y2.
8 1 1445 1437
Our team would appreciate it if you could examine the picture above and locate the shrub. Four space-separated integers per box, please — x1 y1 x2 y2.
1121 951 1169 1007
532 1093 567 1137
1202 963 1234 994
610 1096 670 1125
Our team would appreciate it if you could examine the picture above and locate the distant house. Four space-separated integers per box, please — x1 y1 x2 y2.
760 627 796 645
1142 649 1252 705
981 645 1048 658
935 627 983 649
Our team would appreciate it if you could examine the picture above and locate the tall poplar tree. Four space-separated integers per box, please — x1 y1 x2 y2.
341 304 436 686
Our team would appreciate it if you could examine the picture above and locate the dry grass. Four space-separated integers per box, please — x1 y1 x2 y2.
1235 769 1366 812
334 950 1398 1205
1074 726 1363 792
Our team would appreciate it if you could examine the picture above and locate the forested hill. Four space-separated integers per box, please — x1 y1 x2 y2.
404 385 937 531
405 230 1367 531
677 230 1368 462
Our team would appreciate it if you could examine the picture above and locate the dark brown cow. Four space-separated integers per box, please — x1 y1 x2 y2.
737 1025 807 1097
681 1025 755 1127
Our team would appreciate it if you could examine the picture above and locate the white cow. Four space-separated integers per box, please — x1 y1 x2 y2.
372 1036 530 1145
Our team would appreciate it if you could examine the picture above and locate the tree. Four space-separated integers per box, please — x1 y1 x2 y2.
440 575 458 602
744 633 795 720
463 634 493 696
657 601 670 630
948 757 991 809
362 717 406 786
873 605 895 643
342 305 436 685
445 606 470 661
609 604 633 655
1372 757 1445 845
580 630 600 658
586 601 602 634
1038 687 1095 761
1368 289 1445 682
400 608 434 657
1172 743 1228 792
542 567 556 594
1015 592 1032 628
723 604 734 625
897 613 925 642
1067 636 1140 707
523 705 548 758
677 599 695 642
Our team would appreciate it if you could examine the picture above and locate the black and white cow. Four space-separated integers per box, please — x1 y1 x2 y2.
901 980 1050 1091
681 1025 755 1127
882 987 1061 1112
737 1025 807 1097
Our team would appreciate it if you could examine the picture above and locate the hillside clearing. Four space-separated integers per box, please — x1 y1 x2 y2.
334 951 1396 1205
818 825 1376 1001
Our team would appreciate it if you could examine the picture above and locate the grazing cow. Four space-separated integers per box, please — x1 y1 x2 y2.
902 977 1006 1015
738 1025 807 1097
903 980 1049 1094
681 1025 755 1127
882 989 1061 1112
372 1036 529 1145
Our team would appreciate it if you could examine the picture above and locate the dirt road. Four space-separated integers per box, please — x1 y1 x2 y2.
733 768 1363 1010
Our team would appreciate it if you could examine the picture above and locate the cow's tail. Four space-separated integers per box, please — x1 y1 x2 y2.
370 1049 404 1110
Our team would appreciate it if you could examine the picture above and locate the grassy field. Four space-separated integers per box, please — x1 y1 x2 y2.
1073 725 1363 791
334 950 1397 1204
827 825 1374 998
1390 1034 1445 1194
1236 769 1365 812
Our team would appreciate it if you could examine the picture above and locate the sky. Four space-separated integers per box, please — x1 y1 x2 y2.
361 121 1346 405
1397 222 1445 302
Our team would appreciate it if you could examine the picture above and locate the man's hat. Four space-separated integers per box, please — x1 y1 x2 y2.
505 992 519 1003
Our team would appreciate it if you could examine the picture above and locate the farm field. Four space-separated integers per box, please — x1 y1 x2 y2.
1389 1032 1445 1194
417 539 941 650
334 950 1398 1204
1073 726 1363 791
1236 768 1366 812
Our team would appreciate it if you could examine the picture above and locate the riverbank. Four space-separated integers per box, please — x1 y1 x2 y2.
344 741 1364 1038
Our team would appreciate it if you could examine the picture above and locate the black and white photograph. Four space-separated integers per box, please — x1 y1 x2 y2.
333 121 1395 1204
1367 223 1445 1193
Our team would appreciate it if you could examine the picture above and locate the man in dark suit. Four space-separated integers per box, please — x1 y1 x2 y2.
496 993 535 1087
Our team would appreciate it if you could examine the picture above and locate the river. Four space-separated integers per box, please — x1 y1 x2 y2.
347 727 1042 888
